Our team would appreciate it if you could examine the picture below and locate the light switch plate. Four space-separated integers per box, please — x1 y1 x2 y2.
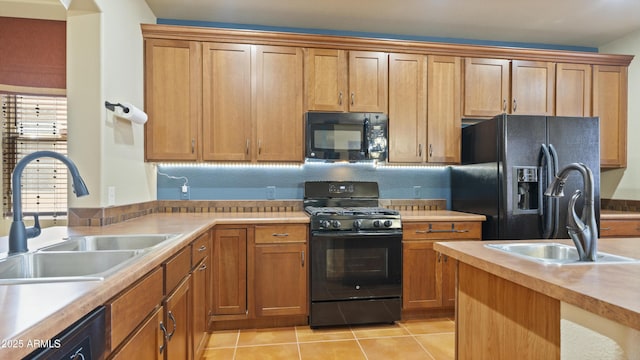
266 186 276 200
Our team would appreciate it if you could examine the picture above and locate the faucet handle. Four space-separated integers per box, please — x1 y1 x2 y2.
25 213 42 239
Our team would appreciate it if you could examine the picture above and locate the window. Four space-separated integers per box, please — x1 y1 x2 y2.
2 93 68 219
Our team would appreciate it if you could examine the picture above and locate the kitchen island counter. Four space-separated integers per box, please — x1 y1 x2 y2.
434 238 640 359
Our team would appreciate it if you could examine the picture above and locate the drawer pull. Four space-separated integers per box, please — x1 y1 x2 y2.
272 233 289 237
416 223 470 234
197 245 207 252
199 263 207 271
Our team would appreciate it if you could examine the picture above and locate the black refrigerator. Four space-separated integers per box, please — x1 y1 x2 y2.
451 114 600 240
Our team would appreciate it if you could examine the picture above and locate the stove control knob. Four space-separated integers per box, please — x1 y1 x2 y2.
320 220 331 229
383 220 393 227
373 220 382 228
332 220 342 229
353 219 363 230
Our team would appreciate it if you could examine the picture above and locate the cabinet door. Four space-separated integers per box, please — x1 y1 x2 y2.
305 48 347 111
463 58 509 117
254 243 308 316
427 56 462 163
202 43 252 161
191 256 210 360
441 254 457 307
511 60 555 115
109 307 164 360
212 228 247 315
556 63 592 117
402 241 441 309
593 65 628 168
255 45 304 162
388 53 427 163
348 51 388 113
164 276 191 360
144 39 201 161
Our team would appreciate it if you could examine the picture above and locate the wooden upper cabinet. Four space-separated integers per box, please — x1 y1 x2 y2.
463 58 510 117
388 53 427 163
304 48 348 111
556 63 592 117
427 56 462 163
255 45 304 162
144 39 201 161
349 51 388 112
593 65 628 168
511 60 555 115
202 43 252 161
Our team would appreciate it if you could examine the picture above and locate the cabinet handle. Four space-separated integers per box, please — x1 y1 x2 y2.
167 311 177 340
415 223 470 234
191 139 195 154
502 99 507 111
428 144 433 158
338 91 343 105
199 263 207 271
351 92 355 106
159 322 168 353
437 253 442 262
301 251 305 267
513 98 517 112
246 139 250 155
418 144 423 157
272 233 289 237
258 140 262 155
198 245 207 252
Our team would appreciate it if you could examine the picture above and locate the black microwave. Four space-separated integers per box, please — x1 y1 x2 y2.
305 112 388 162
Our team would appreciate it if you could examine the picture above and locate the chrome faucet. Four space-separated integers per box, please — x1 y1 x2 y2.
544 163 598 261
8 151 89 255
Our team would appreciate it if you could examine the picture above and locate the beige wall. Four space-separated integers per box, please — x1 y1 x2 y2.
600 29 640 200
0 0 157 235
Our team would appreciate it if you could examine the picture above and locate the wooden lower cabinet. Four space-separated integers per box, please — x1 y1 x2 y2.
254 243 307 317
191 250 211 359
600 219 640 237
109 307 165 360
402 221 481 317
212 227 248 317
164 276 192 360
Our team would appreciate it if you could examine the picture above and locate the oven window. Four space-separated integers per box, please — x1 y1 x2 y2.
326 248 388 280
313 126 363 151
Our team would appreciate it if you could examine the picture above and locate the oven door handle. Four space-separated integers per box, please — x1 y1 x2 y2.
311 231 403 237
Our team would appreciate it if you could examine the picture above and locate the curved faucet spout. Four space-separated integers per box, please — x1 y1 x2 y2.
544 163 597 262
8 151 89 255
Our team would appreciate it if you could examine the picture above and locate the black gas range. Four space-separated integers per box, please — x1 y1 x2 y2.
304 181 402 328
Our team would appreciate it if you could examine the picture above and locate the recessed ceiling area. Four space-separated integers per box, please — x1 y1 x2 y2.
144 0 640 49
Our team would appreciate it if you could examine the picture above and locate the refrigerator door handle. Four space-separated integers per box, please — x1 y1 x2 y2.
548 144 560 238
540 144 554 238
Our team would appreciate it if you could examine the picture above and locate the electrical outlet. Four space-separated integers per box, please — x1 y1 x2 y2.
180 185 190 200
413 186 422 199
107 186 116 206
266 186 276 200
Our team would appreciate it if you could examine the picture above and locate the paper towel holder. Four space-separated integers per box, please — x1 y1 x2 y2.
105 101 130 114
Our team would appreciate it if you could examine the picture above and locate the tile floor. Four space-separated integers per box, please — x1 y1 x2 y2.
201 317 455 360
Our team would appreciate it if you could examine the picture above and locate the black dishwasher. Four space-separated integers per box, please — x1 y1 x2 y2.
24 306 106 360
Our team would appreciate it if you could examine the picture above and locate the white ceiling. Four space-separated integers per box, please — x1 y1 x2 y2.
144 0 640 49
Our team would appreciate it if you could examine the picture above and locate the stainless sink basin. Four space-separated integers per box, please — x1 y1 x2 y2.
485 242 640 265
39 233 180 252
0 251 141 285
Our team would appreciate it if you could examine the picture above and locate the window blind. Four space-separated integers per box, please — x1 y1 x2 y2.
2 94 68 218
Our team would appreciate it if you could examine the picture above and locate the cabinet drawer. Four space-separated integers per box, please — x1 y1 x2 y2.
403 222 482 240
164 246 191 295
191 232 211 266
600 219 640 237
106 267 163 351
255 224 308 244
